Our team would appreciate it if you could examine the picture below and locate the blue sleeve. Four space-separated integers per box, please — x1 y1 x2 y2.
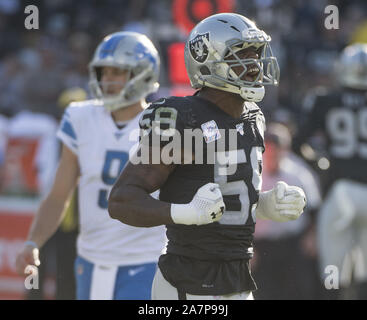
56 108 78 154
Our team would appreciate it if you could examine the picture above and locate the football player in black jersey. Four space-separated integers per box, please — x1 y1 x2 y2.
108 13 306 300
297 43 367 299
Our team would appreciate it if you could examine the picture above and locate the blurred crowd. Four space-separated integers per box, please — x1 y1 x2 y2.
0 0 366 118
0 0 366 299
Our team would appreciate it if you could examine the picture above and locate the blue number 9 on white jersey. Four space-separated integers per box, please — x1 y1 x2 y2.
98 151 129 208
57 99 166 267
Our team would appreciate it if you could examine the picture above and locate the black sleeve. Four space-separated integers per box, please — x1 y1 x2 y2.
294 89 326 152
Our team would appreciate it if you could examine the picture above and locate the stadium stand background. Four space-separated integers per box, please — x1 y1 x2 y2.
0 0 366 299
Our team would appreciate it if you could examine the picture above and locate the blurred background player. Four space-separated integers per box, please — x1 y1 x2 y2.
109 13 306 300
253 122 322 299
296 43 367 299
15 31 166 300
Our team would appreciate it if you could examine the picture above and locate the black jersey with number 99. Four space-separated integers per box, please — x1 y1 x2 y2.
299 88 367 185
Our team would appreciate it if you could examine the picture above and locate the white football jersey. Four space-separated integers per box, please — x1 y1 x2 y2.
57 100 166 266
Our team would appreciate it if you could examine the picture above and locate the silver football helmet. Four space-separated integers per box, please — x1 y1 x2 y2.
184 13 279 102
335 43 367 90
89 31 160 111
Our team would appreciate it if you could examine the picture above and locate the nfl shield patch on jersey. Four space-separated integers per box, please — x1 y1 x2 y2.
201 120 221 143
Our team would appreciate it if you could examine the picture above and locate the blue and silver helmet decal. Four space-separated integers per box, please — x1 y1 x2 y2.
134 42 157 69
98 34 126 59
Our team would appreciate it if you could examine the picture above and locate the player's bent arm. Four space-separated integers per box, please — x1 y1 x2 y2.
108 152 225 227
15 144 79 275
108 161 176 227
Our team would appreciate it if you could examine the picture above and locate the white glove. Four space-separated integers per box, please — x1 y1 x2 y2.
171 183 225 225
256 181 306 222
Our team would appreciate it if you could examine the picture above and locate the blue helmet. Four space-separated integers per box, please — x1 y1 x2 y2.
89 31 160 110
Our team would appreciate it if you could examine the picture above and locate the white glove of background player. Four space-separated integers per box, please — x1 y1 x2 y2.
171 183 225 225
256 181 306 222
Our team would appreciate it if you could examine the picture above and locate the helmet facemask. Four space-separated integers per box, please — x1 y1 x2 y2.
185 13 280 103
89 64 157 111
201 36 279 102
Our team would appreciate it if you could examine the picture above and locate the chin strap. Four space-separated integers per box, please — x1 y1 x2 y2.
196 76 265 102
240 86 265 102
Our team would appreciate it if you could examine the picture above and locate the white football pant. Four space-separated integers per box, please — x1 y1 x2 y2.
317 179 367 287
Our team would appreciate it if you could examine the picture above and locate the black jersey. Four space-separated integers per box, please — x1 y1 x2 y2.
298 87 367 185
139 95 265 295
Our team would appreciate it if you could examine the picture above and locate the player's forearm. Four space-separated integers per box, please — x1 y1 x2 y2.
108 185 174 227
27 196 69 248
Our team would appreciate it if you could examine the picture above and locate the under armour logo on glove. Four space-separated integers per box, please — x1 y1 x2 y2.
171 183 225 225
211 206 224 221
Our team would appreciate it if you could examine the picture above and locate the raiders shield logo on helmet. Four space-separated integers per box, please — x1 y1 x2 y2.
189 32 209 63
